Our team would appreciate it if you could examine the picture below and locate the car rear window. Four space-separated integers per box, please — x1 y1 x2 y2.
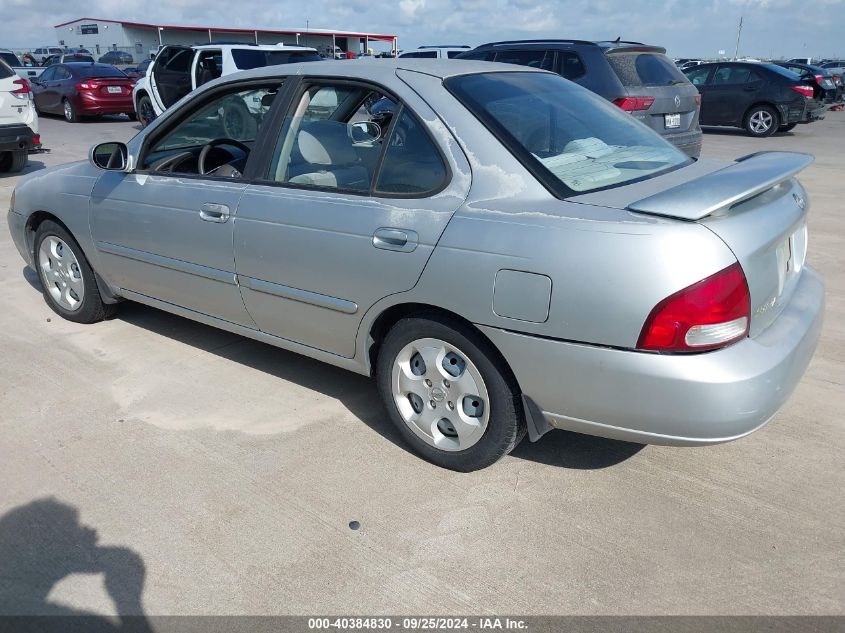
68 55 95 63
607 52 688 86
232 49 321 70
762 63 803 79
446 72 689 196
0 59 13 79
0 52 22 67
74 65 127 78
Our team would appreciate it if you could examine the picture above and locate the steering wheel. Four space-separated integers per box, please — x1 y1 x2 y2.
198 138 251 176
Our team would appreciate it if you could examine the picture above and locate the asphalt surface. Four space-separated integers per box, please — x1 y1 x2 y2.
0 111 843 616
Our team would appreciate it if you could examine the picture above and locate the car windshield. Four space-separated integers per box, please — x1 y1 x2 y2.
0 52 22 67
446 72 690 196
231 49 321 70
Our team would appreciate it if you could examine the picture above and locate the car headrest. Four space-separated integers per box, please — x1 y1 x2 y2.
296 120 357 166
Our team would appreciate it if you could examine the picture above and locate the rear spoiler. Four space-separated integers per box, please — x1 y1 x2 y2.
628 152 814 221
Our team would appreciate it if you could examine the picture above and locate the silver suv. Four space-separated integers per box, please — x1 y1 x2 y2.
459 39 703 157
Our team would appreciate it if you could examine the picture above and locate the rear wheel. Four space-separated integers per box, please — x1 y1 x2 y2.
744 105 778 137
0 150 27 173
34 221 116 323
778 122 798 133
63 98 79 123
137 94 155 127
376 315 525 471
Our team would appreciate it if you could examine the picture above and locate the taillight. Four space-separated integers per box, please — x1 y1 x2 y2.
613 96 655 112
790 85 814 98
76 82 94 91
637 263 751 353
11 78 31 100
814 74 824 85
33 134 40 146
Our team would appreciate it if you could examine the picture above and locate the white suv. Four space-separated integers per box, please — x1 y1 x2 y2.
32 46 64 65
133 43 321 126
398 45 472 59
0 59 39 173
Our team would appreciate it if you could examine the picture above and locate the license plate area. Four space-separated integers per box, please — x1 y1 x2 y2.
664 113 681 128
107 86 122 94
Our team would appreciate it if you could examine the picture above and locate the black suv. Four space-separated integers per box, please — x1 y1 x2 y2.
458 40 702 157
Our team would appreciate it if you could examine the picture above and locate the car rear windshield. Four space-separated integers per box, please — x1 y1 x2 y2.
232 49 321 70
763 63 803 80
0 52 22 67
607 51 689 86
74 65 128 78
0 59 13 79
68 55 94 63
446 72 690 196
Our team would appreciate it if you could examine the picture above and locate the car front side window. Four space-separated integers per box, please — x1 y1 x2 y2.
142 84 280 177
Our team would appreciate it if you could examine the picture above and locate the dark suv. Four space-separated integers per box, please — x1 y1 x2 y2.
458 40 702 157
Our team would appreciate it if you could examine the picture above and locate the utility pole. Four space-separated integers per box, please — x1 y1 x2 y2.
734 16 743 60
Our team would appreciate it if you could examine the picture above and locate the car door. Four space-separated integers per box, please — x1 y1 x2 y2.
684 65 714 124
148 45 194 111
32 66 55 111
233 78 470 358
707 64 760 125
90 81 282 327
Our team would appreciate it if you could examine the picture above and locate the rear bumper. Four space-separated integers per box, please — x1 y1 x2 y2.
0 124 39 152
77 93 134 115
662 128 702 158
480 266 824 445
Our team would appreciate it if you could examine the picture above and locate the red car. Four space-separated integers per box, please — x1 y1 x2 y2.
31 63 136 122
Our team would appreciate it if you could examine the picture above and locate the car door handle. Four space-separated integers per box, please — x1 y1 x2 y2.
199 203 230 223
372 227 418 252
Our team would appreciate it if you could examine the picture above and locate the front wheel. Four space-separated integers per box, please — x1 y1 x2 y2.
744 105 778 137
376 315 525 471
34 221 116 323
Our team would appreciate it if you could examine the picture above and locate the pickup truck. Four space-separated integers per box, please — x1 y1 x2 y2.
0 49 45 82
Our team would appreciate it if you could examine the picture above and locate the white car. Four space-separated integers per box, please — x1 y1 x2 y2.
133 43 321 126
0 59 39 173
31 46 64 65
398 45 471 59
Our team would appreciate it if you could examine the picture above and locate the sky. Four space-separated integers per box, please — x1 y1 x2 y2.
2 0 844 59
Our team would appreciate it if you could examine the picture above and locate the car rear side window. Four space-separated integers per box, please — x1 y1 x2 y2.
559 52 585 79
608 52 687 86
493 50 553 71
400 51 438 58
0 60 13 79
232 49 321 70
0 52 21 67
375 108 447 195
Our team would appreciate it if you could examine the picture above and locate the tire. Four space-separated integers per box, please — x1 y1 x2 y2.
34 220 117 323
778 122 798 132
137 94 155 128
220 100 257 140
744 105 778 137
63 98 79 123
0 150 27 173
376 314 526 471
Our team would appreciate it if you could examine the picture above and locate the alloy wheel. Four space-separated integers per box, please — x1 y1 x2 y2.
391 337 490 451
749 110 773 134
38 236 85 311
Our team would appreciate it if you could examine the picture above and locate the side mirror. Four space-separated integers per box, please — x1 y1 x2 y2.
90 142 128 171
349 120 382 143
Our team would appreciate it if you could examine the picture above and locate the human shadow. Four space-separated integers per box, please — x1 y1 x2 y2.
0 497 152 632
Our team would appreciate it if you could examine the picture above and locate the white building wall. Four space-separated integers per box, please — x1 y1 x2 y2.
53 20 133 54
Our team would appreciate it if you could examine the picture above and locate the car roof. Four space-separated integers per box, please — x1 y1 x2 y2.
191 44 317 52
471 39 665 53
219 58 548 83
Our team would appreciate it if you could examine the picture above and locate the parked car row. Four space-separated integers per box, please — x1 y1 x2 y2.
6 58 825 470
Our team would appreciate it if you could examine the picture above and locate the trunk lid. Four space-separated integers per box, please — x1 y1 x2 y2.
571 152 814 337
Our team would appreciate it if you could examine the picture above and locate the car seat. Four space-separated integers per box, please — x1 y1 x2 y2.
197 57 219 86
287 120 369 189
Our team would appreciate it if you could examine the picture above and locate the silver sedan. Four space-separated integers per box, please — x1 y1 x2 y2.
7 60 824 471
